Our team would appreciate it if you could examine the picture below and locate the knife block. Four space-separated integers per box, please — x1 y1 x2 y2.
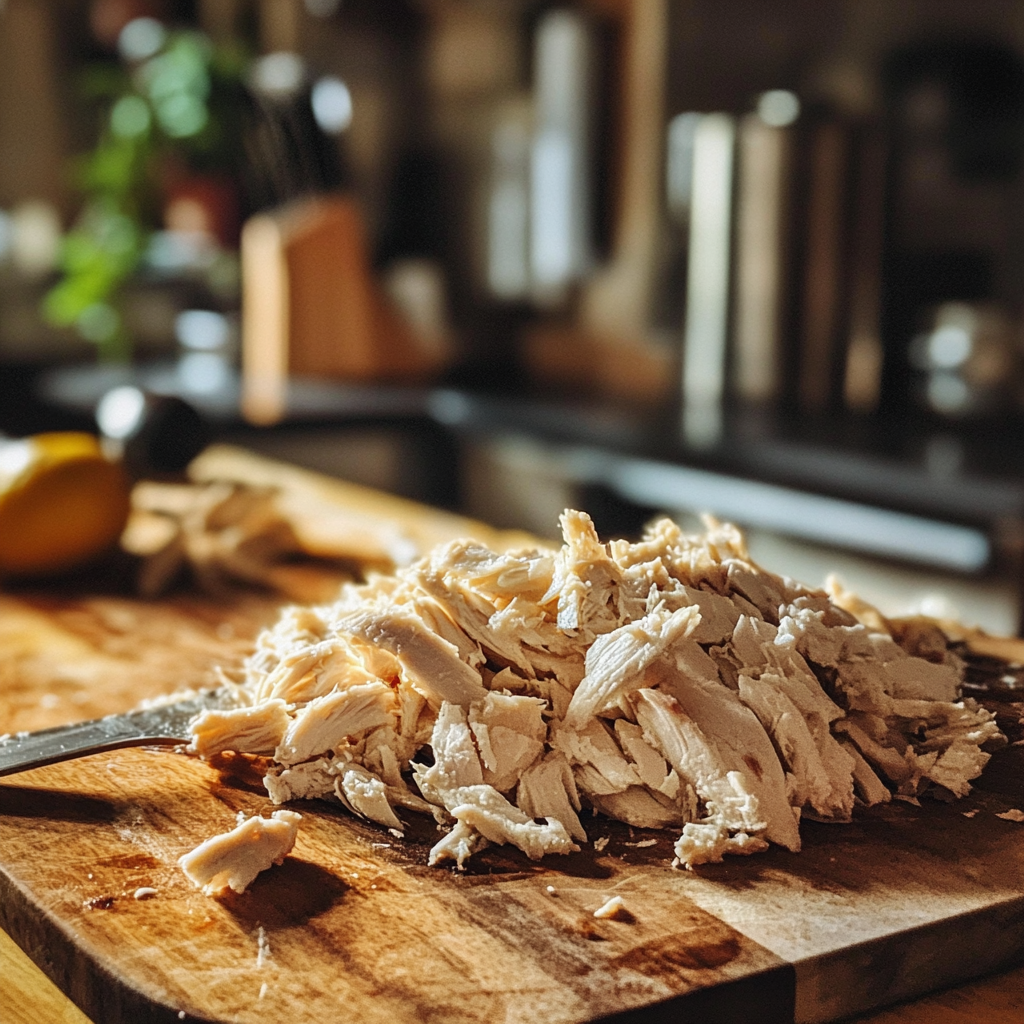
240 195 443 424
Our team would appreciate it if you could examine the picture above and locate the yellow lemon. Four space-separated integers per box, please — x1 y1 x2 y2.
0 432 131 578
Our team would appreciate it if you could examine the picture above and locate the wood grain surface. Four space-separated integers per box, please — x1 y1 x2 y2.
3 446 1024 1024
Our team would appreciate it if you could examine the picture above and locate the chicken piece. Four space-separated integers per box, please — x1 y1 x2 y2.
275 681 398 765
837 738 891 806
564 605 700 726
249 645 326 705
551 718 643 796
825 574 891 634
405 568 539 679
263 756 345 803
179 810 302 895
430 542 556 605
613 719 677 795
609 518 688 573
673 639 728 689
784 590 860 628
336 608 487 707
335 766 403 830
725 562 785 625
542 510 623 638
620 515 738 595
294 651 387 706
593 895 628 920
888 616 958 665
614 573 737 643
632 689 764 836
673 822 768 870
362 727 405 786
516 753 587 842
728 615 779 672
413 702 484 805
778 605 960 707
668 585 741 645
440 785 579 861
588 787 686 830
653 659 800 851
244 603 374 702
886 656 960 703
899 698 1002 755
701 516 751 562
413 552 580 687
834 715 914 788
189 699 291 758
388 584 487 671
428 821 488 869
924 740 992 798
540 677 575 721
123 509 187 597
127 481 318 599
468 692 547 792
487 597 582 662
396 680 430 755
843 698 996 800
614 556 675 622
737 671 855 821
726 614 857 819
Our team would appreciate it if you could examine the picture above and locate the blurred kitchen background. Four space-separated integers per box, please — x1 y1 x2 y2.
4 0 1024 633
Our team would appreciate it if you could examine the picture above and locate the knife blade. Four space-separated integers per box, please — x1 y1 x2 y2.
0 688 241 778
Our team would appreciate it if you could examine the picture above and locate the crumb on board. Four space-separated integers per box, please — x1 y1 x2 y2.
256 926 271 968
546 885 557 895
996 808 1024 822
593 895 628 920
133 887 158 900
962 809 979 818
593 837 609 853
83 896 115 910
624 839 657 848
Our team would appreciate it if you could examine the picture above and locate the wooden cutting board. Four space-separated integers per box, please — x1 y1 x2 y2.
4 450 1024 1024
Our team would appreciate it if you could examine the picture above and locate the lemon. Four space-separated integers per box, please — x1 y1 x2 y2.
0 432 131 578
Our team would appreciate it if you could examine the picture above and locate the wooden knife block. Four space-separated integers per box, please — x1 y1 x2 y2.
240 195 442 424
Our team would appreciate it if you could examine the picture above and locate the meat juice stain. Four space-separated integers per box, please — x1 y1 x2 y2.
83 895 116 910
572 918 607 941
206 756 272 795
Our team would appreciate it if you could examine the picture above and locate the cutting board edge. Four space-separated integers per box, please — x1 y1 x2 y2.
590 960 797 1024
0 867 215 1024
791 891 1024 1023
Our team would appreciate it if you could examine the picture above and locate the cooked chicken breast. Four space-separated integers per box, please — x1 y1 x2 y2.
179 810 302 895
186 509 1001 876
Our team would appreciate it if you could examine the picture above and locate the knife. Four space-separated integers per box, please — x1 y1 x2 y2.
0 688 241 778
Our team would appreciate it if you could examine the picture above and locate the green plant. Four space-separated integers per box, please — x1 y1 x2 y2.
44 24 248 362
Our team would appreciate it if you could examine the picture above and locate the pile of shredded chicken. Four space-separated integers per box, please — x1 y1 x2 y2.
189 511 1003 871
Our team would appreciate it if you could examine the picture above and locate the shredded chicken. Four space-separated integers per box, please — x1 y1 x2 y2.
178 810 302 895
186 510 1003 874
